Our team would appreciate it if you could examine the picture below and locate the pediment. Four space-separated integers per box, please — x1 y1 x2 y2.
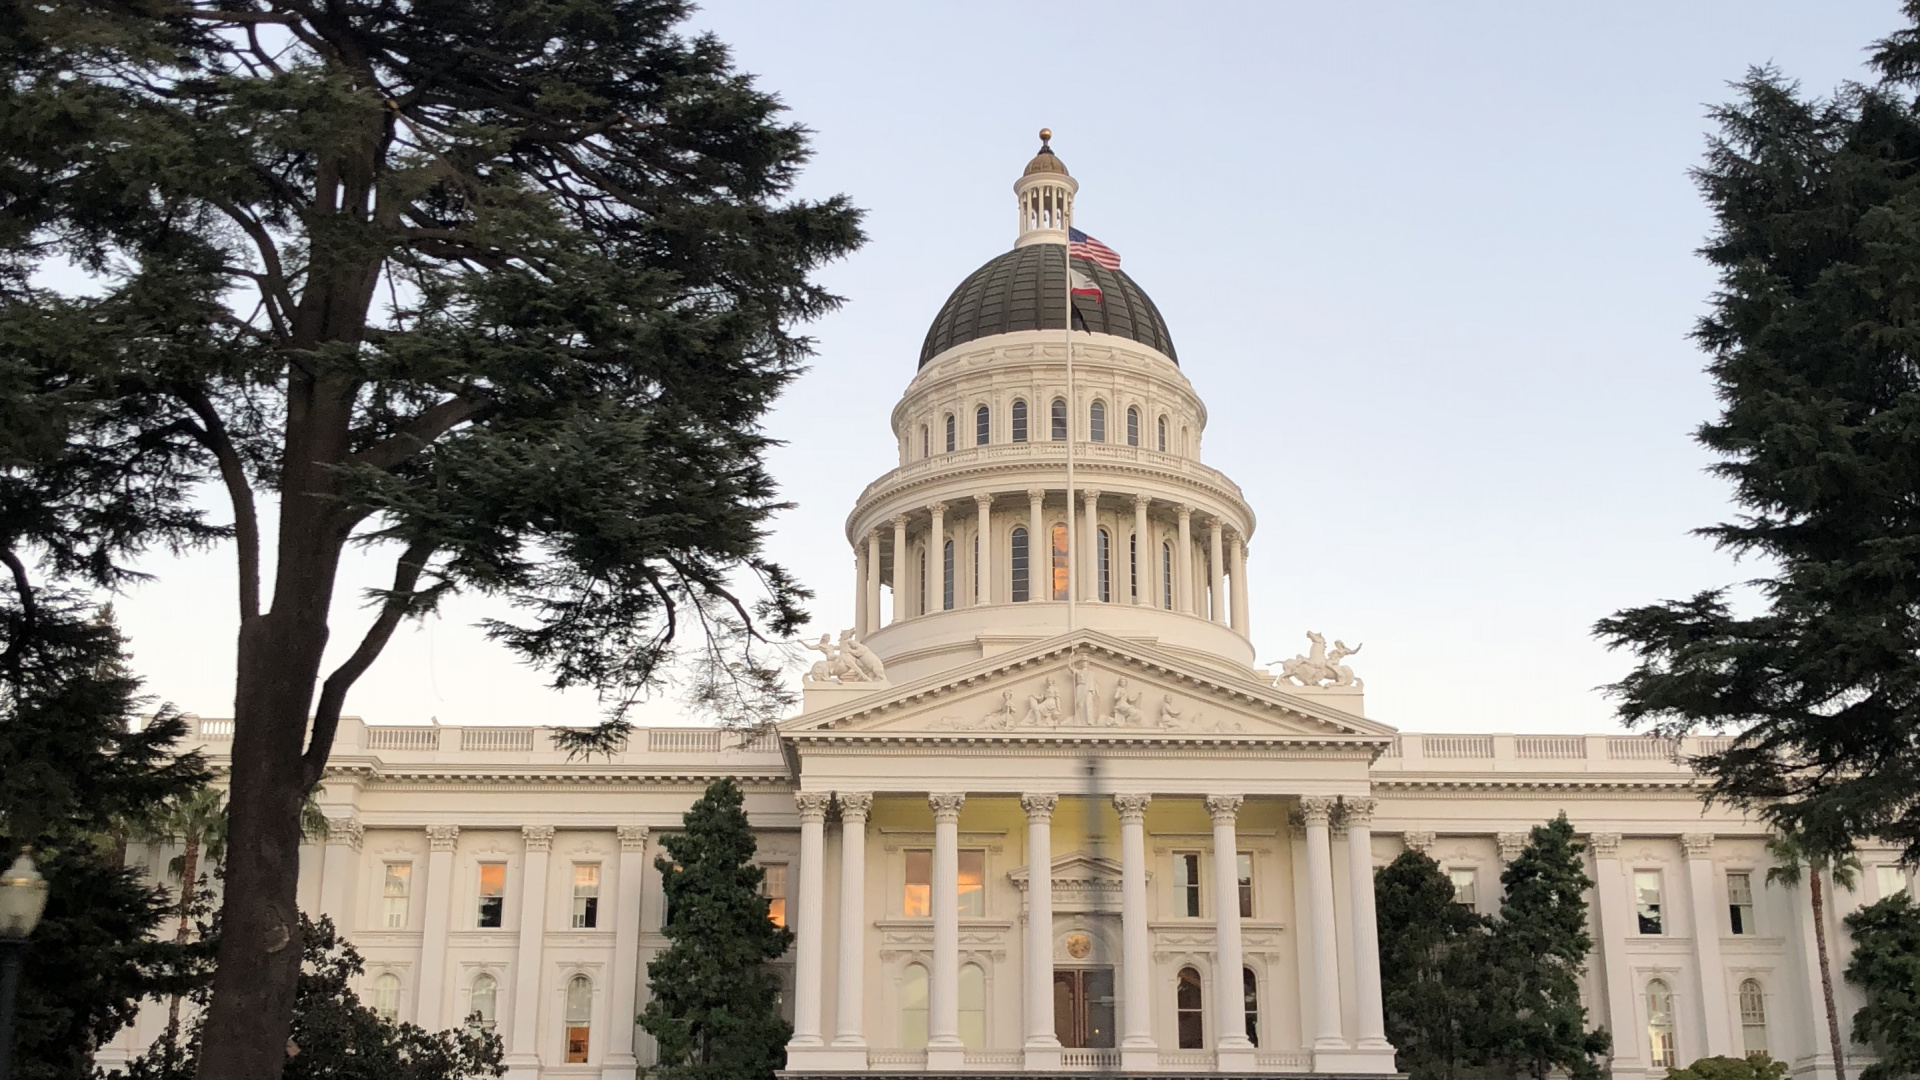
1007 850 1127 890
780 630 1396 746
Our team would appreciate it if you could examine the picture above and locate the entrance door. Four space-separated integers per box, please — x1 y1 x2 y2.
1053 968 1115 1048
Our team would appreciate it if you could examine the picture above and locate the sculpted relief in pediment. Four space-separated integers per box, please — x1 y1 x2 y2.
900 657 1254 736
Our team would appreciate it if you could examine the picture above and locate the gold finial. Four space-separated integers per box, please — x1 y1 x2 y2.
1039 127 1052 147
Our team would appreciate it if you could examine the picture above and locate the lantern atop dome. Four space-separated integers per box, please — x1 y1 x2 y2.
1014 128 1078 249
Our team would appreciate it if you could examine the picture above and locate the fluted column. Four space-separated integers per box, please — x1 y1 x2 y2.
1345 800 1391 1052
505 826 554 1074
927 793 967 1070
1175 505 1194 614
1028 489 1047 601
416 825 460 1028
835 794 874 1051
1208 796 1255 1066
853 545 869 637
1683 833 1734 1056
1114 793 1157 1069
890 515 909 624
1022 794 1062 1070
788 792 832 1048
602 826 649 1080
975 494 994 606
1589 833 1644 1079
1208 518 1226 624
1083 489 1103 601
1300 797 1345 1052
1132 495 1151 606
1229 533 1248 635
927 502 947 613
865 530 883 632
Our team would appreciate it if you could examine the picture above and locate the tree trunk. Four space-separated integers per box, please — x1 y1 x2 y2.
1811 871 1848 1080
166 836 200 1037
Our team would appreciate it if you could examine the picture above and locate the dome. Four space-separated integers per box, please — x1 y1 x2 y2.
1024 146 1070 176
918 245 1178 367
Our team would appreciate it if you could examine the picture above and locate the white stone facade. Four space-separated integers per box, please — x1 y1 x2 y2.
99 141 1914 1080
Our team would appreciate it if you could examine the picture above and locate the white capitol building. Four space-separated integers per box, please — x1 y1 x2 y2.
105 138 1909 1080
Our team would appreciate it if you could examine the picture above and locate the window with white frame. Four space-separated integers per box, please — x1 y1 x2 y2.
372 972 401 1022
1011 399 1028 443
382 862 412 929
1126 406 1140 447
564 974 592 1062
1449 868 1478 908
1176 967 1204 1049
1634 871 1664 934
1242 967 1259 1047
1176 852 1202 917
1237 852 1254 918
468 973 497 1031
476 862 505 928
1739 978 1767 1055
901 962 929 1049
1089 400 1106 443
1011 527 1030 602
764 863 788 928
944 413 956 453
975 405 990 446
959 962 986 1048
957 850 985 917
1727 871 1755 935
1646 979 1677 1067
1156 415 1168 452
1050 398 1068 441
1096 527 1111 602
572 863 600 929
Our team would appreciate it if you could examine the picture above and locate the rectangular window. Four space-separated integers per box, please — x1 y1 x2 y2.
1176 852 1202 917
572 864 600 929
1449 868 1478 908
904 850 931 917
477 863 506 928
1634 870 1664 934
904 849 985 916
1878 865 1908 900
382 863 412 929
764 864 788 928
1727 871 1754 935
1237 852 1254 918
958 850 986 917
1051 523 1069 600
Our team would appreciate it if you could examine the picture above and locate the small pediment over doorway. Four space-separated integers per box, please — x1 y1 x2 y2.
1008 849 1145 914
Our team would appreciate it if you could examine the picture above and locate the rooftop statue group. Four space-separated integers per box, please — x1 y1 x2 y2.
1268 630 1363 690
800 629 888 683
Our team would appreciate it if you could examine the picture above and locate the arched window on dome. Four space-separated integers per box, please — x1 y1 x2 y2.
944 413 956 453
468 973 497 1031
1096 527 1111 602
975 405 990 446
972 533 980 602
1051 399 1068 441
1646 979 1676 1067
565 974 593 1062
1050 523 1069 600
921 425 929 459
1127 406 1140 447
1089 400 1107 443
1243 968 1260 1047
1161 542 1173 610
1156 415 1168 453
1011 399 1028 443
373 972 400 1022
942 539 955 610
1739 979 1768 1055
1129 532 1138 601
1009 526 1031 603
1176 967 1204 1049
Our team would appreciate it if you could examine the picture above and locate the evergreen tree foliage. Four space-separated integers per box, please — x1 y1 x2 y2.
1595 2 1920 862
1843 890 1920 1080
1478 815 1610 1080
1664 1055 1791 1080
2 2 860 1070
642 777 793 1080
1374 850 1488 1080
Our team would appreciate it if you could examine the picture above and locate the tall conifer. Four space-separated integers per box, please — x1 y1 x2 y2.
1374 850 1487 1080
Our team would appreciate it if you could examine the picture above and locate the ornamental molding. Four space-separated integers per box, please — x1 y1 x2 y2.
426 825 460 851
1298 796 1337 827
1496 832 1528 863
1112 794 1152 822
326 816 365 850
1681 833 1716 858
1401 831 1437 854
928 792 967 822
616 826 649 852
836 791 874 820
1588 833 1623 858
1020 793 1059 820
1204 795 1244 823
522 825 555 852
795 792 833 821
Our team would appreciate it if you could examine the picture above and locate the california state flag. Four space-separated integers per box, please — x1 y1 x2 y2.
1070 267 1103 300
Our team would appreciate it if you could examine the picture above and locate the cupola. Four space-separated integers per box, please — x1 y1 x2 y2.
1013 128 1078 249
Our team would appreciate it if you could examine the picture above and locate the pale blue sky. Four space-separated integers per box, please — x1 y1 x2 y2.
112 2 1904 733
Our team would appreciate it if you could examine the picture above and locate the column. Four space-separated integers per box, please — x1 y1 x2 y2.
1590 833 1645 1080
975 494 994 606
506 825 554 1076
1083 489 1103 601
602 826 649 1080
1208 518 1226 624
1207 796 1256 1068
927 502 947 613
1299 798 1345 1054
1229 533 1249 635
1345 800 1393 1058
1132 496 1151 606
854 544 869 637
318 817 363 929
1683 833 1734 1056
927 793 967 1070
865 530 883 632
890 515 909 623
789 793 832 1050
1022 794 1062 1070
834 793 874 1053
1028 489 1047 601
1114 793 1158 1069
416 825 460 1028
1175 505 1194 614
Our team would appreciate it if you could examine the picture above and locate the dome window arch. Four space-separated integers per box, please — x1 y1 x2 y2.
1156 415 1168 453
1161 542 1173 609
942 539 955 610
1011 399 1028 443
921 424 929 459
1089 400 1107 443
1126 406 1140 447
1176 966 1204 1049
1010 526 1030 602
1051 398 1068 441
944 413 956 453
1050 523 1069 599
1096 527 1112 601
975 405 990 446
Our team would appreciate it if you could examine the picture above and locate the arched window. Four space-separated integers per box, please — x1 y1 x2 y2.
1181 425 1190 454
1010 527 1030 602
372 972 400 1022
1089 400 1107 443
975 405 990 446
1051 398 1068 441
469 973 497 1031
1050 522 1069 600
942 539 955 611
1127 406 1140 447
972 533 980 602
920 425 929 459
1096 527 1111 602
944 413 956 453
1161 542 1173 609
917 546 927 614
901 963 929 1049
1739 979 1767 1056
1011 399 1028 443
1176 967 1204 1049
1646 979 1676 1068
959 963 986 1049
1156 415 1168 452
1243 968 1259 1047
565 974 593 1063
1129 532 1138 601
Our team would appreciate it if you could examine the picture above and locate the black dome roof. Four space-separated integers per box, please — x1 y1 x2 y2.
918 245 1178 367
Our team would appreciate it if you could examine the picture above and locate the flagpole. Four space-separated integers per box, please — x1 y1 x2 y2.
1059 129 1076 633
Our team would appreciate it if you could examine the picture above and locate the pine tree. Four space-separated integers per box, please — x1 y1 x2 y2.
1374 850 1488 1080
642 778 793 1080
1479 814 1611 1080
1843 891 1920 1080
2 3 861 1071
1596 2 1920 862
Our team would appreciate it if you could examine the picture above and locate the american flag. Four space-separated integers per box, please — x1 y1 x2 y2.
1068 227 1121 270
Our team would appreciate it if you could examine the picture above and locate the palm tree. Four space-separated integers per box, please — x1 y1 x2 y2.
138 785 229 1038
1766 831 1862 1080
